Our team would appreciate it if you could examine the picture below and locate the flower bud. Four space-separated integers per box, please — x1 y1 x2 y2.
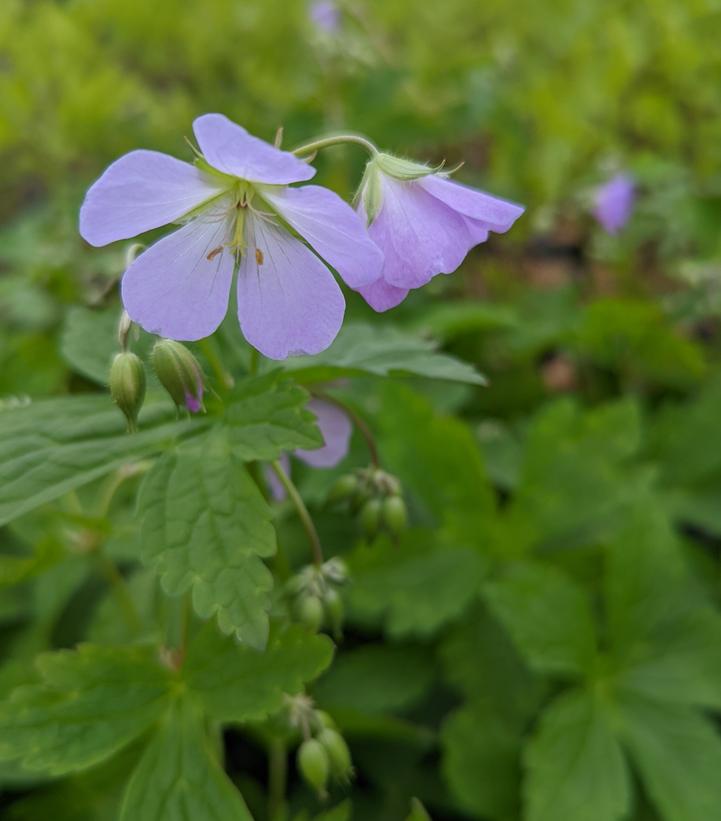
317 728 352 781
109 352 146 432
314 710 337 731
323 587 344 639
294 594 325 632
150 339 205 413
360 498 382 539
327 473 359 504
321 557 348 585
382 495 408 536
298 738 329 798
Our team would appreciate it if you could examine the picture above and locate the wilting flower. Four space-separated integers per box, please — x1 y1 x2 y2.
267 399 352 500
593 172 635 235
309 0 340 33
355 153 524 311
79 114 383 359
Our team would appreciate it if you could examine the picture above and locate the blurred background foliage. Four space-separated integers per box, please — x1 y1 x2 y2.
3 0 721 820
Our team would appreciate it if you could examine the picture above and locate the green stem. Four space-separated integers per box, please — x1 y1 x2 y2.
313 391 380 467
249 346 260 376
270 460 324 566
200 338 234 390
292 133 379 158
268 738 288 821
96 553 142 634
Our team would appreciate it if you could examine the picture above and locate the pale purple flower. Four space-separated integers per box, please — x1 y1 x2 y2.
593 173 635 235
79 114 383 360
309 0 340 33
355 156 525 311
266 398 352 500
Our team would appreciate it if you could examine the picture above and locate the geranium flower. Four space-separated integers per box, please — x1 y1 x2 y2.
593 172 635 235
266 399 352 500
355 154 525 311
309 0 340 33
79 114 383 359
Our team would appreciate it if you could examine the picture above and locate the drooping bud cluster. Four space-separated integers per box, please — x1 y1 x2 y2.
284 695 354 799
109 351 146 432
150 339 205 413
329 467 408 540
286 557 347 638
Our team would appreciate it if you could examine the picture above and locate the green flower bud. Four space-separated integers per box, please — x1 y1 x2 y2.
382 495 408 536
327 473 359 504
323 587 344 639
313 710 337 731
317 728 353 781
294 594 325 632
321 557 348 585
297 738 329 798
360 497 382 538
150 339 205 413
109 352 146 432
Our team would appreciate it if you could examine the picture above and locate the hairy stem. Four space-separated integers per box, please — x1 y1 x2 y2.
270 460 324 566
267 738 288 821
96 552 142 634
292 133 379 158
314 391 380 467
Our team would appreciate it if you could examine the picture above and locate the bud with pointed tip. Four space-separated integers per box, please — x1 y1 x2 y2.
317 728 352 781
298 738 329 798
323 587 344 639
150 339 205 413
109 352 146 432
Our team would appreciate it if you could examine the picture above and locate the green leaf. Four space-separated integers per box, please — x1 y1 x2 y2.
617 694 721 821
185 625 333 723
283 322 486 385
606 504 721 708
376 383 496 544
347 535 486 639
223 373 322 460
506 398 646 551
405 797 432 821
442 702 522 819
312 644 433 716
0 645 170 775
0 395 195 526
524 689 630 821
139 431 276 648
483 561 596 677
120 698 252 821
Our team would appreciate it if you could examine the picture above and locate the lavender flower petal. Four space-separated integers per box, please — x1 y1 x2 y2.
418 175 525 233
121 208 235 341
309 0 340 32
593 173 635 234
193 114 315 185
295 399 352 468
237 214 345 359
366 177 477 290
358 277 410 312
79 150 226 247
262 185 383 289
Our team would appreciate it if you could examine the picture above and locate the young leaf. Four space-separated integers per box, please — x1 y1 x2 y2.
223 373 322 459
283 322 486 385
0 395 195 526
120 698 253 821
606 503 721 709
185 625 333 723
139 430 276 649
483 561 597 677
0 645 170 775
312 644 434 716
524 689 630 821
442 702 522 820
618 693 721 821
347 536 486 639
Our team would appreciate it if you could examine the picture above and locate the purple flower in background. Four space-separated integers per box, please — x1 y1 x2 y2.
309 0 340 33
355 154 525 311
266 399 352 500
79 114 383 359
593 173 635 235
